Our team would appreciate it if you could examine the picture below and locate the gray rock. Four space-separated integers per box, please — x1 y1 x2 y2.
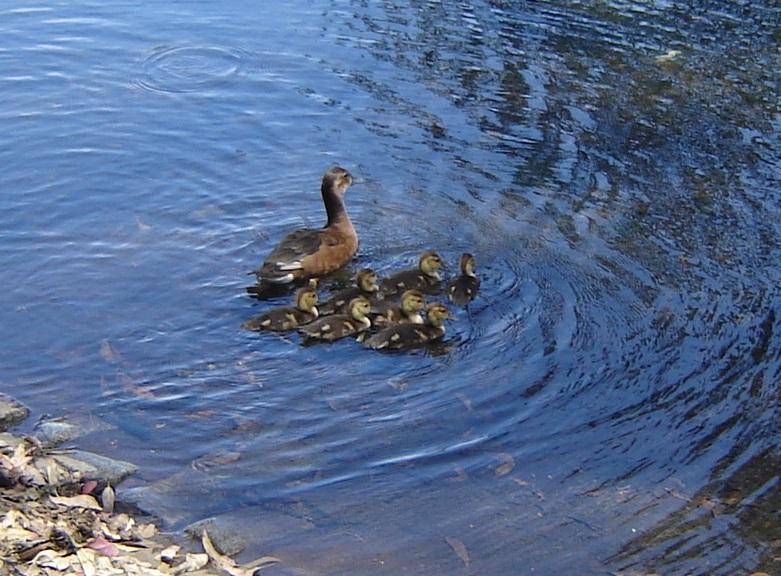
33 414 116 447
0 432 23 449
52 449 138 486
0 393 29 431
182 506 315 558
120 468 216 528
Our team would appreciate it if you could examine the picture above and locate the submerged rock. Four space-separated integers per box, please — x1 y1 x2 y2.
0 393 29 431
33 413 116 447
183 506 315 558
52 449 138 486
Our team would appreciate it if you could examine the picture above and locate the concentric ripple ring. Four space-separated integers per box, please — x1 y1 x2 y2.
138 45 244 93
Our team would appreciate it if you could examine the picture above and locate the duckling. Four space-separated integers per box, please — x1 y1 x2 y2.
299 296 372 342
363 301 451 350
242 287 318 331
372 289 426 327
446 253 480 306
318 268 380 315
254 167 358 284
380 250 443 296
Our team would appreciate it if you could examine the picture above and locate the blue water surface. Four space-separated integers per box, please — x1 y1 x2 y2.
1 2 779 575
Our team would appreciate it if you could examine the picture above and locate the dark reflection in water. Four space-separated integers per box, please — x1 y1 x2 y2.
1 0 779 575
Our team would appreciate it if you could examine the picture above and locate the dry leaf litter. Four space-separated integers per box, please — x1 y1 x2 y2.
0 433 279 576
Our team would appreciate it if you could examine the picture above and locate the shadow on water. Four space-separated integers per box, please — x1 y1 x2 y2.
1 0 780 574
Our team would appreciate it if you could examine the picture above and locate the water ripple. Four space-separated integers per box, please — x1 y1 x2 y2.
136 45 246 94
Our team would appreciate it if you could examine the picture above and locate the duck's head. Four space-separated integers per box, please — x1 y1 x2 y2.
322 166 354 198
295 287 319 314
348 296 373 320
425 301 451 327
419 250 443 280
400 289 425 314
459 253 476 277
357 268 380 293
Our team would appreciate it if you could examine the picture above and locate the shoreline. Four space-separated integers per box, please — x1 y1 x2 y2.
0 393 277 575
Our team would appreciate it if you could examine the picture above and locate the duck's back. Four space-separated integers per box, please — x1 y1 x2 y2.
447 275 480 306
243 306 316 332
300 313 363 341
364 323 443 349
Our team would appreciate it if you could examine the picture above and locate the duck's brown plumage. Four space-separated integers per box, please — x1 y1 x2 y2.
380 250 443 296
299 296 372 342
242 287 318 332
364 301 450 350
447 253 480 306
318 268 379 315
254 167 358 284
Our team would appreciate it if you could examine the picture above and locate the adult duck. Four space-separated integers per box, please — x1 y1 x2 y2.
254 167 358 284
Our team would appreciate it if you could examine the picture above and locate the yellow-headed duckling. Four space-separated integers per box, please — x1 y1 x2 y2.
299 296 372 342
380 250 443 296
364 301 450 350
254 167 358 284
447 253 480 306
318 268 379 315
242 286 318 331
372 289 425 327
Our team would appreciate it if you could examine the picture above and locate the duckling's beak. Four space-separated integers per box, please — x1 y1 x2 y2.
350 176 366 185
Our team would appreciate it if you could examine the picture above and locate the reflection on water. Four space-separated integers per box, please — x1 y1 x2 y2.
1 0 779 574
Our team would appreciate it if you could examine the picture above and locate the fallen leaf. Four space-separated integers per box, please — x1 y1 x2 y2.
445 536 470 567
50 494 102 511
655 49 681 64
82 479 98 494
494 453 515 476
88 536 119 557
448 467 469 482
201 529 280 576
100 340 124 364
136 523 157 539
160 544 180 564
76 548 98 576
244 555 282 571
172 553 209 574
32 549 72 570
101 484 115 513
455 393 473 411
118 371 156 400
191 451 241 472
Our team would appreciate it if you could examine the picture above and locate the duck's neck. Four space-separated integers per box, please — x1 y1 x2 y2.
323 187 349 227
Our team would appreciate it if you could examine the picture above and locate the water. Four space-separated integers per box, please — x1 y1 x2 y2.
2 1 779 574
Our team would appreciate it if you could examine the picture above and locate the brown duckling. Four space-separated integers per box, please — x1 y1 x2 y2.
363 301 450 350
380 250 443 296
372 289 426 327
318 268 380 315
254 167 358 284
299 296 372 342
242 286 318 331
446 253 480 306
